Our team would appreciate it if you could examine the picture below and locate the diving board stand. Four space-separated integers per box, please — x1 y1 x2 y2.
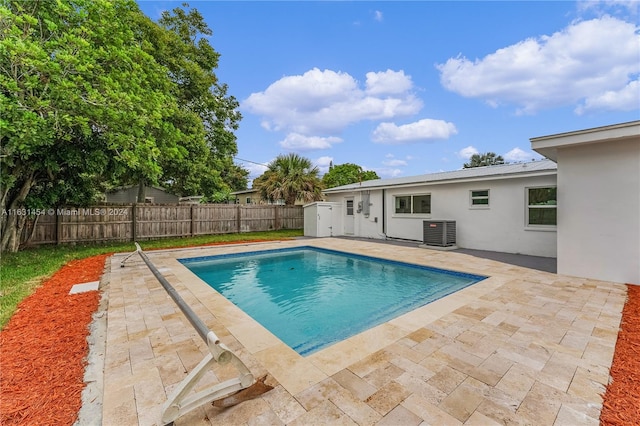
121 243 272 425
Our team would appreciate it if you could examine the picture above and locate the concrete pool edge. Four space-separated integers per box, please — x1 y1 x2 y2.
143 239 512 396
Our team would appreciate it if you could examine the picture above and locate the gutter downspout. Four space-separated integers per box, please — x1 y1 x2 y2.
382 188 386 238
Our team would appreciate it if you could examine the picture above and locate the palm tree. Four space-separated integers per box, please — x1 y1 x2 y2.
463 152 505 168
254 153 324 205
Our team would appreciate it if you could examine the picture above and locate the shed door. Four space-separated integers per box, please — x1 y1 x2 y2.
317 204 333 237
345 198 355 235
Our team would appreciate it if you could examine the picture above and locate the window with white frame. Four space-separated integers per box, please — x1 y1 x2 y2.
346 199 354 215
394 194 431 214
470 190 489 207
527 186 557 226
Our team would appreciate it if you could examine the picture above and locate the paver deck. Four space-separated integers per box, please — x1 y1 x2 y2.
100 238 626 425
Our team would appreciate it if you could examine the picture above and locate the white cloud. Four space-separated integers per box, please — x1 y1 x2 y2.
279 133 343 151
503 147 543 163
375 168 404 178
383 159 408 167
437 16 640 114
372 119 458 144
373 10 383 22
366 70 414 95
244 68 422 135
383 153 412 167
578 0 640 16
243 162 269 181
457 146 479 159
576 79 640 114
314 156 334 175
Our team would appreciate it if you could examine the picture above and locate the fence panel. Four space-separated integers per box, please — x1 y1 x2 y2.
18 204 303 246
135 205 192 240
240 205 276 232
26 213 56 245
192 205 238 235
59 206 133 244
280 206 304 229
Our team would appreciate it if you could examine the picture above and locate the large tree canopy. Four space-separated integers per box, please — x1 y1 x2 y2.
253 153 323 205
131 5 247 200
0 0 246 251
322 162 379 188
463 152 506 168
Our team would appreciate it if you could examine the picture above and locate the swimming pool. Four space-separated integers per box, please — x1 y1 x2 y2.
180 247 486 356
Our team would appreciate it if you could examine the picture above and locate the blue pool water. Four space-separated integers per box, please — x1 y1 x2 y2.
180 247 486 356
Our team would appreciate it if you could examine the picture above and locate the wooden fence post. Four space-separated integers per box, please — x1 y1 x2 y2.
131 203 137 242
274 206 280 230
56 209 62 245
190 204 195 237
236 204 241 233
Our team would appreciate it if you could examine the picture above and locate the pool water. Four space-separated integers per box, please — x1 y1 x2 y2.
180 247 486 356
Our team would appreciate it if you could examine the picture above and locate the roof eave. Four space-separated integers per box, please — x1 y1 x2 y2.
323 167 557 193
531 120 640 161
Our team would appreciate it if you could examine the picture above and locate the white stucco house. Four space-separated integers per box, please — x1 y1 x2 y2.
316 159 558 258
306 120 639 284
531 120 639 285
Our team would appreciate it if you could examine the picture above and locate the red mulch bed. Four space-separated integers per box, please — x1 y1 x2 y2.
600 283 640 425
1 245 637 425
0 254 110 425
0 239 282 425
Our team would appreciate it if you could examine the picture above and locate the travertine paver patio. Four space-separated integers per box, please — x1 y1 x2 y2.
100 238 626 425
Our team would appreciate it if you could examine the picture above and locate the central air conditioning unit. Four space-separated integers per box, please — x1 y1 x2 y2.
423 220 456 247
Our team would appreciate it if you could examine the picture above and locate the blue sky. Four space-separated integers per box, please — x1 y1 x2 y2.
138 1 639 182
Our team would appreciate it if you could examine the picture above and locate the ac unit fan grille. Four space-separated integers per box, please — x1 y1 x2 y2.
423 220 456 247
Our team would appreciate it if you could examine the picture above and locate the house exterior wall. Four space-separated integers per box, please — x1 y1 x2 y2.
105 187 137 203
325 191 385 239
325 174 557 257
106 186 179 204
556 139 640 284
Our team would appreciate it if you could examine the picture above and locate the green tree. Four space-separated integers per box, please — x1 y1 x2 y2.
1 0 185 251
322 163 379 188
122 4 247 200
0 1 247 251
463 152 506 168
253 154 323 205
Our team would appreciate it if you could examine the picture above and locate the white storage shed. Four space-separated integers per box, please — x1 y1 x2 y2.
303 202 343 237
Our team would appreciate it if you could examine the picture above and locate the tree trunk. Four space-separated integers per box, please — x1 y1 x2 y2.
21 214 40 248
0 173 35 252
137 179 146 203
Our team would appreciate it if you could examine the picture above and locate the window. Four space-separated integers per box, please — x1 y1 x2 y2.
394 194 431 214
470 190 489 207
246 197 252 204
527 187 557 226
346 199 354 215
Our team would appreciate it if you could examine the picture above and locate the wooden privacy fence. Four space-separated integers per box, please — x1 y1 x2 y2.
21 204 303 246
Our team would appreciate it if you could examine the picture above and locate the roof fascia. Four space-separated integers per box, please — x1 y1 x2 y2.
323 169 557 193
530 120 640 161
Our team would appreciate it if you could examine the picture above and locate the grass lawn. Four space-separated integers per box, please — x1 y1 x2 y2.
0 229 303 329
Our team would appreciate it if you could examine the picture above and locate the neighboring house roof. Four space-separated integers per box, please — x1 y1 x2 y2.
106 184 173 194
323 159 557 193
231 189 257 195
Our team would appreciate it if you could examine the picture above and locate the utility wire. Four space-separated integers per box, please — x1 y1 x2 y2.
234 157 269 167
